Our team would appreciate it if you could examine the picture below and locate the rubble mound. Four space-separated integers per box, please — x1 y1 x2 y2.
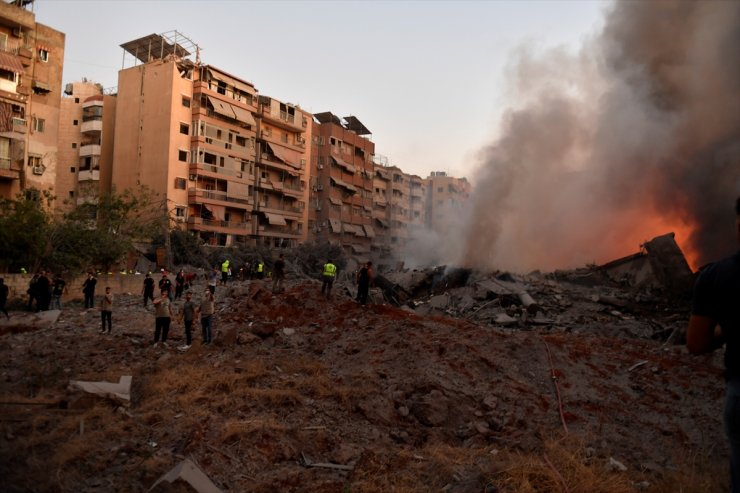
0 272 727 492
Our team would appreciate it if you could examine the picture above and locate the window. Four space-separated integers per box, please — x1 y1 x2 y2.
69 191 75 198
74 98 79 103
182 97 191 108
174 178 187 189
33 117 45 133
175 207 186 217
72 143 77 149
0 137 10 169
281 133 288 143
179 123 189 135
70 167 76 173
38 49 49 62
28 154 41 168
235 135 246 147
73 119 78 125
178 150 188 162
437 187 443 193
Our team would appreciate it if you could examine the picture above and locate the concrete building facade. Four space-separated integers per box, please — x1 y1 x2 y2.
0 0 64 200
425 171 471 235
111 33 310 248
308 112 375 256
56 80 116 210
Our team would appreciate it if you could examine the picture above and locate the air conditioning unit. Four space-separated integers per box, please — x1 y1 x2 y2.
32 165 44 175
188 174 196 181
317 164 323 169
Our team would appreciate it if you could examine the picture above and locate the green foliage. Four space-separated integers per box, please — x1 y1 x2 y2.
0 190 52 272
168 229 208 267
0 187 165 274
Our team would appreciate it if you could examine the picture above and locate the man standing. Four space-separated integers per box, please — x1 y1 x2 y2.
35 271 51 312
175 270 185 300
221 259 230 285
688 196 740 491
356 261 374 305
82 273 97 309
142 273 155 307
50 273 66 310
272 254 286 293
197 288 215 345
99 286 113 334
26 273 39 310
158 272 173 302
207 268 218 295
0 278 9 319
152 289 173 346
179 291 195 350
321 259 337 298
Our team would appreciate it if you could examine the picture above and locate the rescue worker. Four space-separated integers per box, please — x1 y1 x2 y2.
221 259 230 285
256 260 264 280
321 259 337 298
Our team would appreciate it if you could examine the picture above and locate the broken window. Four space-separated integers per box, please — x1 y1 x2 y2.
32 117 45 133
82 105 103 122
179 123 189 135
178 150 188 162
174 178 187 189
182 97 190 108
38 48 49 62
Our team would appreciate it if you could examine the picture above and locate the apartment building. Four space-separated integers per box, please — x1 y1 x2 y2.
408 174 426 233
425 171 471 234
372 159 391 251
308 111 375 256
111 32 310 248
56 80 116 210
0 0 64 200
387 165 411 248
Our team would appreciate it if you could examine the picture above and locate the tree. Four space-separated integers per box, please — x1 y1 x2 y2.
0 190 52 272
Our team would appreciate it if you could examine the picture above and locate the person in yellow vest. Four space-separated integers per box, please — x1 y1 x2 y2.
220 259 230 285
321 259 337 298
256 261 264 280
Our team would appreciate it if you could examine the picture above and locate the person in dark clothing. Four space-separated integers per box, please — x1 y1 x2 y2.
35 271 51 312
50 274 66 310
356 261 373 305
99 286 113 333
26 273 39 310
159 272 173 301
175 270 185 300
82 273 97 309
272 254 286 293
142 273 155 307
0 278 9 319
688 195 740 492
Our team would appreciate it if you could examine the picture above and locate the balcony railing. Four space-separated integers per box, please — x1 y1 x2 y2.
187 216 250 231
192 163 248 180
188 188 253 207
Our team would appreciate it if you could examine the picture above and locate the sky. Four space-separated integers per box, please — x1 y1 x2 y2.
33 0 611 179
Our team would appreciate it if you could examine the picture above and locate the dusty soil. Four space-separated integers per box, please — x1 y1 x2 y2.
0 275 728 492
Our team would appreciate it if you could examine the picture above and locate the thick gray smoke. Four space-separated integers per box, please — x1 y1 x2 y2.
460 1 740 272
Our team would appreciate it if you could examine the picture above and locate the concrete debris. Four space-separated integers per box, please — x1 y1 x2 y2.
299 452 354 472
607 457 628 472
148 458 222 493
69 376 132 403
0 309 61 334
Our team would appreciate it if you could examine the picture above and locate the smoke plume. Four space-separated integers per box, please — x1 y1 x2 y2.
460 0 740 272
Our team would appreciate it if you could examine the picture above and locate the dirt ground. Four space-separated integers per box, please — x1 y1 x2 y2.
0 274 729 492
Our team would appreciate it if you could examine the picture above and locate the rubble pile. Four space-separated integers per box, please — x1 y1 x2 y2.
0 234 728 492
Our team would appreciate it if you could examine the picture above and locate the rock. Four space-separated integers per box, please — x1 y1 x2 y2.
69 375 132 404
473 420 490 435
251 323 277 339
282 328 296 336
216 326 237 346
411 389 450 427
428 294 449 310
397 405 409 417
483 395 498 410
607 457 627 472
493 313 517 325
356 393 396 425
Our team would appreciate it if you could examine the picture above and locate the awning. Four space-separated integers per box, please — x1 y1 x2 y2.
343 223 357 235
331 155 356 174
0 52 24 73
264 213 287 226
328 197 342 206
231 105 256 126
363 225 376 238
376 168 391 180
207 69 256 95
330 176 357 193
328 219 341 233
207 96 235 119
32 80 51 92
363 205 372 212
375 218 389 229
266 143 298 169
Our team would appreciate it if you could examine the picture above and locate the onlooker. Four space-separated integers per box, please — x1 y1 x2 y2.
207 268 218 295
35 271 51 312
50 273 66 310
159 272 173 301
152 289 173 346
321 259 337 298
272 254 286 293
356 261 374 305
82 273 97 309
0 278 9 319
687 195 740 491
99 286 113 334
197 289 215 345
142 272 155 307
26 273 39 310
175 270 185 300
179 291 195 350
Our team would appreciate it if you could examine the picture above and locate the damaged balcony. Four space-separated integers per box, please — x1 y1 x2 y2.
187 216 251 235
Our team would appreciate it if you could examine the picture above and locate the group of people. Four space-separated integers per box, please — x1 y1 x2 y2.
25 271 68 312
320 259 374 304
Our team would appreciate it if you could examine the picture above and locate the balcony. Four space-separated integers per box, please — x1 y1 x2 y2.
190 163 251 182
79 144 101 157
188 188 253 209
187 216 251 235
81 119 103 133
259 108 305 133
272 181 304 197
0 159 20 180
258 202 303 218
257 224 302 238
78 169 100 182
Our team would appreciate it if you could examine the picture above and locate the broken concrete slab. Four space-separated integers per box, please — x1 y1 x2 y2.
0 310 62 334
69 375 132 403
643 233 695 295
148 458 222 493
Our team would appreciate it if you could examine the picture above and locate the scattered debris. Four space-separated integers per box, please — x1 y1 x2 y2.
148 459 222 493
69 375 132 403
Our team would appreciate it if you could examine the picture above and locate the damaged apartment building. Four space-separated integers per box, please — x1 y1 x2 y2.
110 32 311 248
0 0 64 200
